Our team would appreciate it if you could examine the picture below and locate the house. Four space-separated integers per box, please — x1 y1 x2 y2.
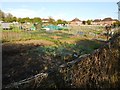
42 18 49 23
101 17 117 25
92 19 102 25
42 18 49 26
70 18 82 26
92 18 118 26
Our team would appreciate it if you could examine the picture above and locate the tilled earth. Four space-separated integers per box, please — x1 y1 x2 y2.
2 40 63 86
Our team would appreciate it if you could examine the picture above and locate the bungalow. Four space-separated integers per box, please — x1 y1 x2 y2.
92 18 118 26
92 19 102 25
42 18 49 23
42 18 49 26
70 18 82 26
101 18 118 25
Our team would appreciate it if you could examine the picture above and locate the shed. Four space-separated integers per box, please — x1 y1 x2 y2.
1 23 12 30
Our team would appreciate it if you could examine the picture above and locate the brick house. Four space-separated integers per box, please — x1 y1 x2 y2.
101 18 117 25
42 18 49 26
93 18 118 26
42 18 49 23
70 18 82 26
92 19 102 25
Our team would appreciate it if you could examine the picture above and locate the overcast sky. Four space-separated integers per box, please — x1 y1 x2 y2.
0 2 118 21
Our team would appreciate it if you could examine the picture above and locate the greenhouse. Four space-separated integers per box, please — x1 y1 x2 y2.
42 24 68 30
